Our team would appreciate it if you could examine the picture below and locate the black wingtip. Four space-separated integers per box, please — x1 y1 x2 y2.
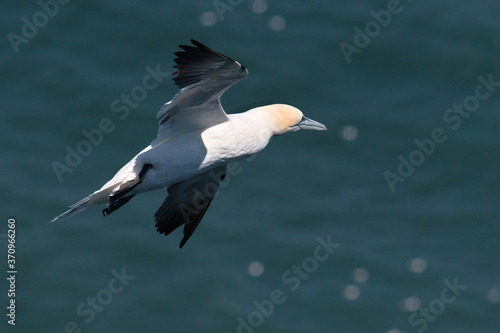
171 39 246 89
179 238 187 248
188 39 225 58
190 39 203 47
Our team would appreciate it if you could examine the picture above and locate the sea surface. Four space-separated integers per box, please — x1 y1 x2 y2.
1 1 499 332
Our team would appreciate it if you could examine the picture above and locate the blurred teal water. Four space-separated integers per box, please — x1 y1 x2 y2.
1 1 499 332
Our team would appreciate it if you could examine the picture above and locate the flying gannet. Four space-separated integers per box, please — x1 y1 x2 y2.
52 39 327 248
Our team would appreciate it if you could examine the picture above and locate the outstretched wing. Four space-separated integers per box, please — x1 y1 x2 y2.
152 40 248 146
154 165 227 248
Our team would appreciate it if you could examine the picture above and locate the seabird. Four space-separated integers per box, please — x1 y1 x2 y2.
52 39 327 248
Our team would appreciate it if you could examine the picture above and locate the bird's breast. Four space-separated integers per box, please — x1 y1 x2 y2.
136 117 272 191
200 119 271 167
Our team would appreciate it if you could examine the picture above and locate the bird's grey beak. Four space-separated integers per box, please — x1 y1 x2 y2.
298 116 327 131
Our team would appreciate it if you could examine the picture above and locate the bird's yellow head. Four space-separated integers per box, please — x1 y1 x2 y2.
266 104 327 135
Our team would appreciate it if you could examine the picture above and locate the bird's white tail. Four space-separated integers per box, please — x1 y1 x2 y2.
51 185 117 223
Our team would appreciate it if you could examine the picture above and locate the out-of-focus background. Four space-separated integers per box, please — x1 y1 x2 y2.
1 1 499 332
